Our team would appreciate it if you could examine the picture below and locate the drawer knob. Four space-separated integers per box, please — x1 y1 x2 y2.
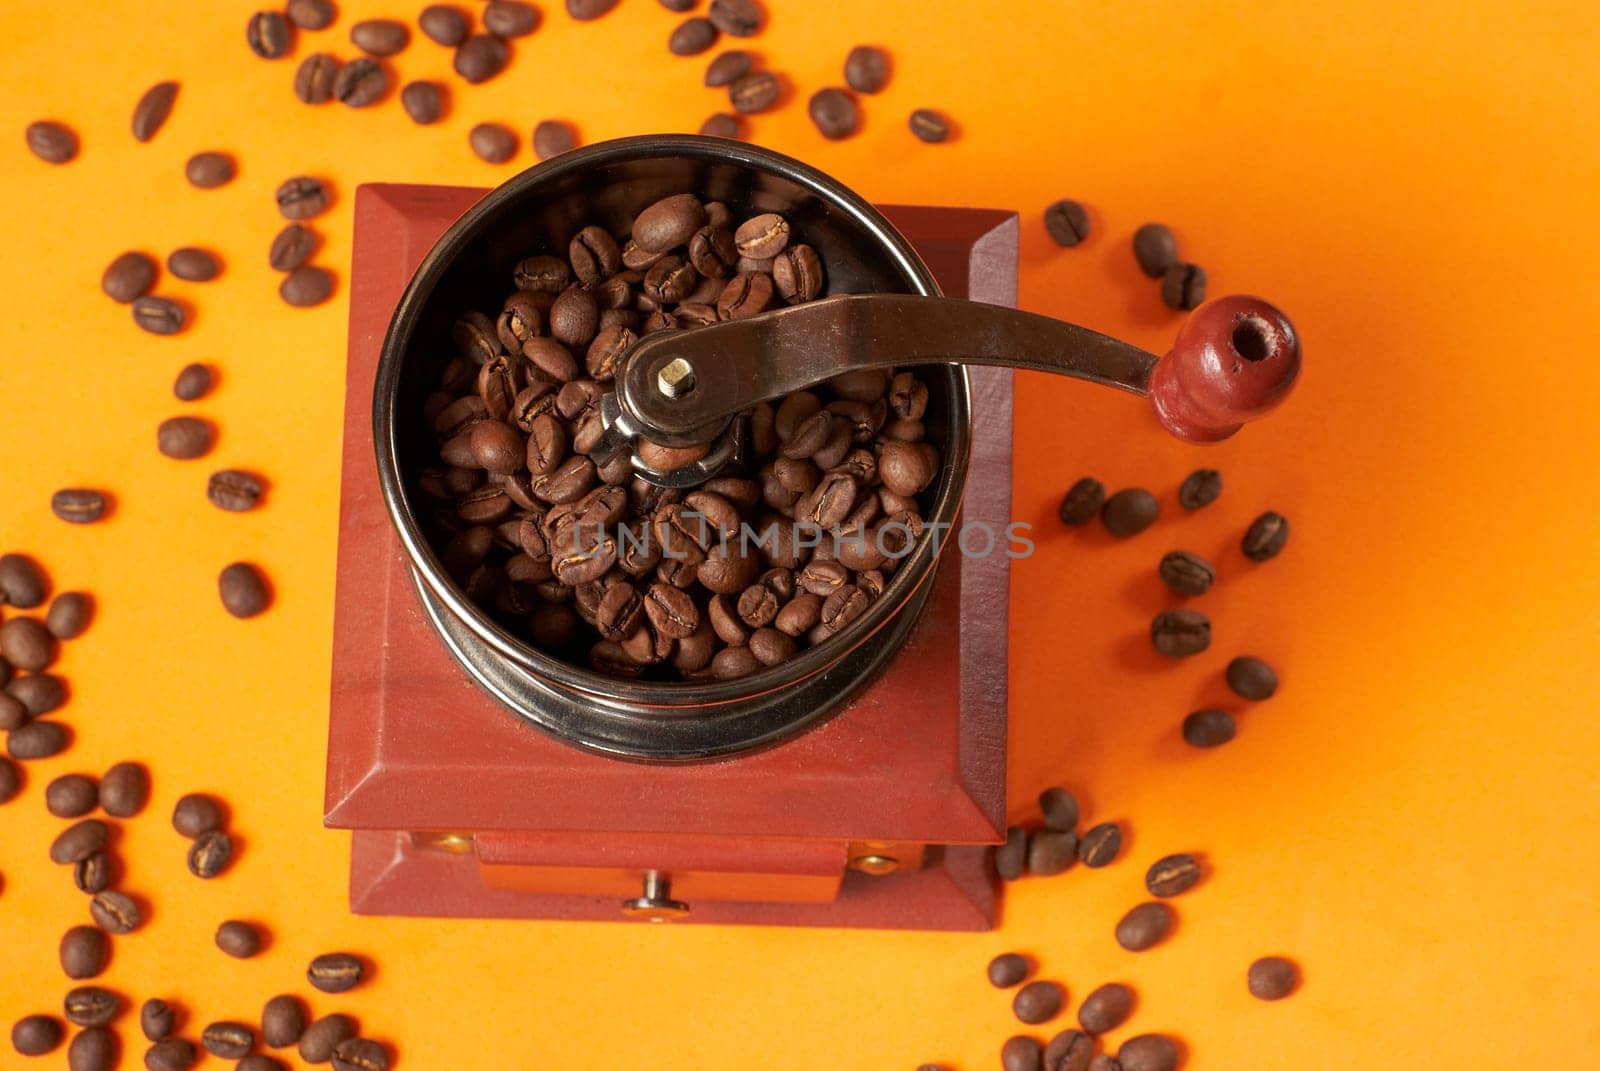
621 870 690 922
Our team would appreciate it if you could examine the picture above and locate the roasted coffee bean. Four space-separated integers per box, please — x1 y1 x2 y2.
161 249 219 287
1117 1035 1177 1071
1178 468 1221 509
1001 1036 1043 1071
705 49 751 86
308 952 364 993
8 719 71 759
215 919 262 958
485 0 541 36
1014 980 1064 1025
187 829 233 878
669 17 718 55
1077 822 1120 867
747 627 795 665
0 554 47 607
454 34 509 83
808 87 858 139
1247 956 1298 1000
1150 608 1209 657
67 1026 117 1071
277 176 329 220
717 270 772 319
1077 983 1134 1035
633 194 707 254
25 120 77 163
0 692 26 731
0 755 19 801
1161 261 1205 310
533 120 576 160
908 108 950 142
351 18 408 56
1158 550 1214 596
987 952 1028 988
51 818 107 864
51 489 107 525
420 4 469 45
46 775 98 818
133 296 186 335
844 45 890 93
102 252 156 303
470 122 517 163
247 11 292 58
90 890 141 933
140 1000 174 1043
1028 830 1077 876
1101 488 1157 536
1182 708 1235 747
157 416 212 459
295 53 341 104
287 0 336 29
709 644 759 680
63 987 118 1029
1242 510 1289 561
567 0 620 18
1057 477 1105 526
186 151 234 188
0 618 54 671
570 226 622 286
878 439 936 495
1225 655 1277 700
699 112 740 138
332 1037 391 1071
738 222 788 269
12 1014 63 1055
1044 1029 1094 1071
218 562 270 618
996 825 1027 881
708 0 761 35
298 1014 357 1062
1145 853 1202 897
1115 902 1172 951
261 995 306 1048
401 81 445 124
1044 198 1092 247
773 244 823 302
171 793 223 837
59 926 109 978
1132 224 1177 278
202 1022 255 1059
1038 786 1078 831
74 853 110 894
206 470 264 512
729 71 780 113
282 264 336 307
334 58 387 106
145 1038 198 1071
270 226 317 274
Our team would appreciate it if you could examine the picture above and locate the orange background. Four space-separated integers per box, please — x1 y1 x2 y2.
2 1 1598 1068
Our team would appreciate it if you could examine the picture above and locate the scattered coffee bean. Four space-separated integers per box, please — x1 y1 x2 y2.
1077 822 1121 867
335 58 388 106
46 774 98 818
206 470 264 512
90 889 141 933
699 113 740 138
1150 608 1210 657
247 11 293 58
1013 980 1064 1025
8 719 71 759
0 554 47 606
708 0 762 35
333 1037 391 1071
705 49 751 86
133 296 186 335
59 926 109 978
533 120 577 160
1144 852 1202 897
401 81 445 125
185 151 234 189
1182 708 1235 748
729 71 780 113
1158 550 1214 596
287 0 337 30
1161 262 1206 310
420 4 469 45
269 226 317 274
26 120 78 164
167 248 219 282
1077 983 1134 1035
188 829 234 877
0 756 19 802
307 952 365 993
2 617 55 672
298 1014 357 1062
1038 786 1078 831
68 1025 118 1071
139 1001 175 1043
172 794 224 837
1132 224 1177 278
469 122 517 163
1241 511 1289 561
995 825 1027 881
1044 1029 1093 1071
173 363 214 402
808 88 858 139
351 19 409 56
73 853 110 894
1247 955 1298 1000
215 920 262 958
1101 488 1159 537
261 995 306 1048
1114 902 1172 951
157 416 212 460
102 252 156 303
1225 655 1277 700
144 1037 197 1071
51 820 108 866
669 17 718 55
454 34 509 83
485 0 540 36
281 265 335 307
277 176 329 220
1117 1034 1177 1071
202 1021 255 1059
1001 1035 1042 1071
1044 200 1091 247
63 987 119 1028
908 108 950 143
0 692 26 731
987 952 1028 988
1058 477 1105 526
1177 468 1221 509
295 53 341 104
1027 829 1078 876
11 1014 64 1055
844 45 890 93
51 490 108 525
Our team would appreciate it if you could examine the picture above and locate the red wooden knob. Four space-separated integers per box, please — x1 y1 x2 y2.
1147 295 1301 443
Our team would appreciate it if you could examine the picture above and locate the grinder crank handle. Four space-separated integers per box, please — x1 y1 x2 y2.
615 293 1300 447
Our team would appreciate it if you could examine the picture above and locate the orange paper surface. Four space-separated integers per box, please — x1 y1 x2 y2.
2 2 1598 1068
